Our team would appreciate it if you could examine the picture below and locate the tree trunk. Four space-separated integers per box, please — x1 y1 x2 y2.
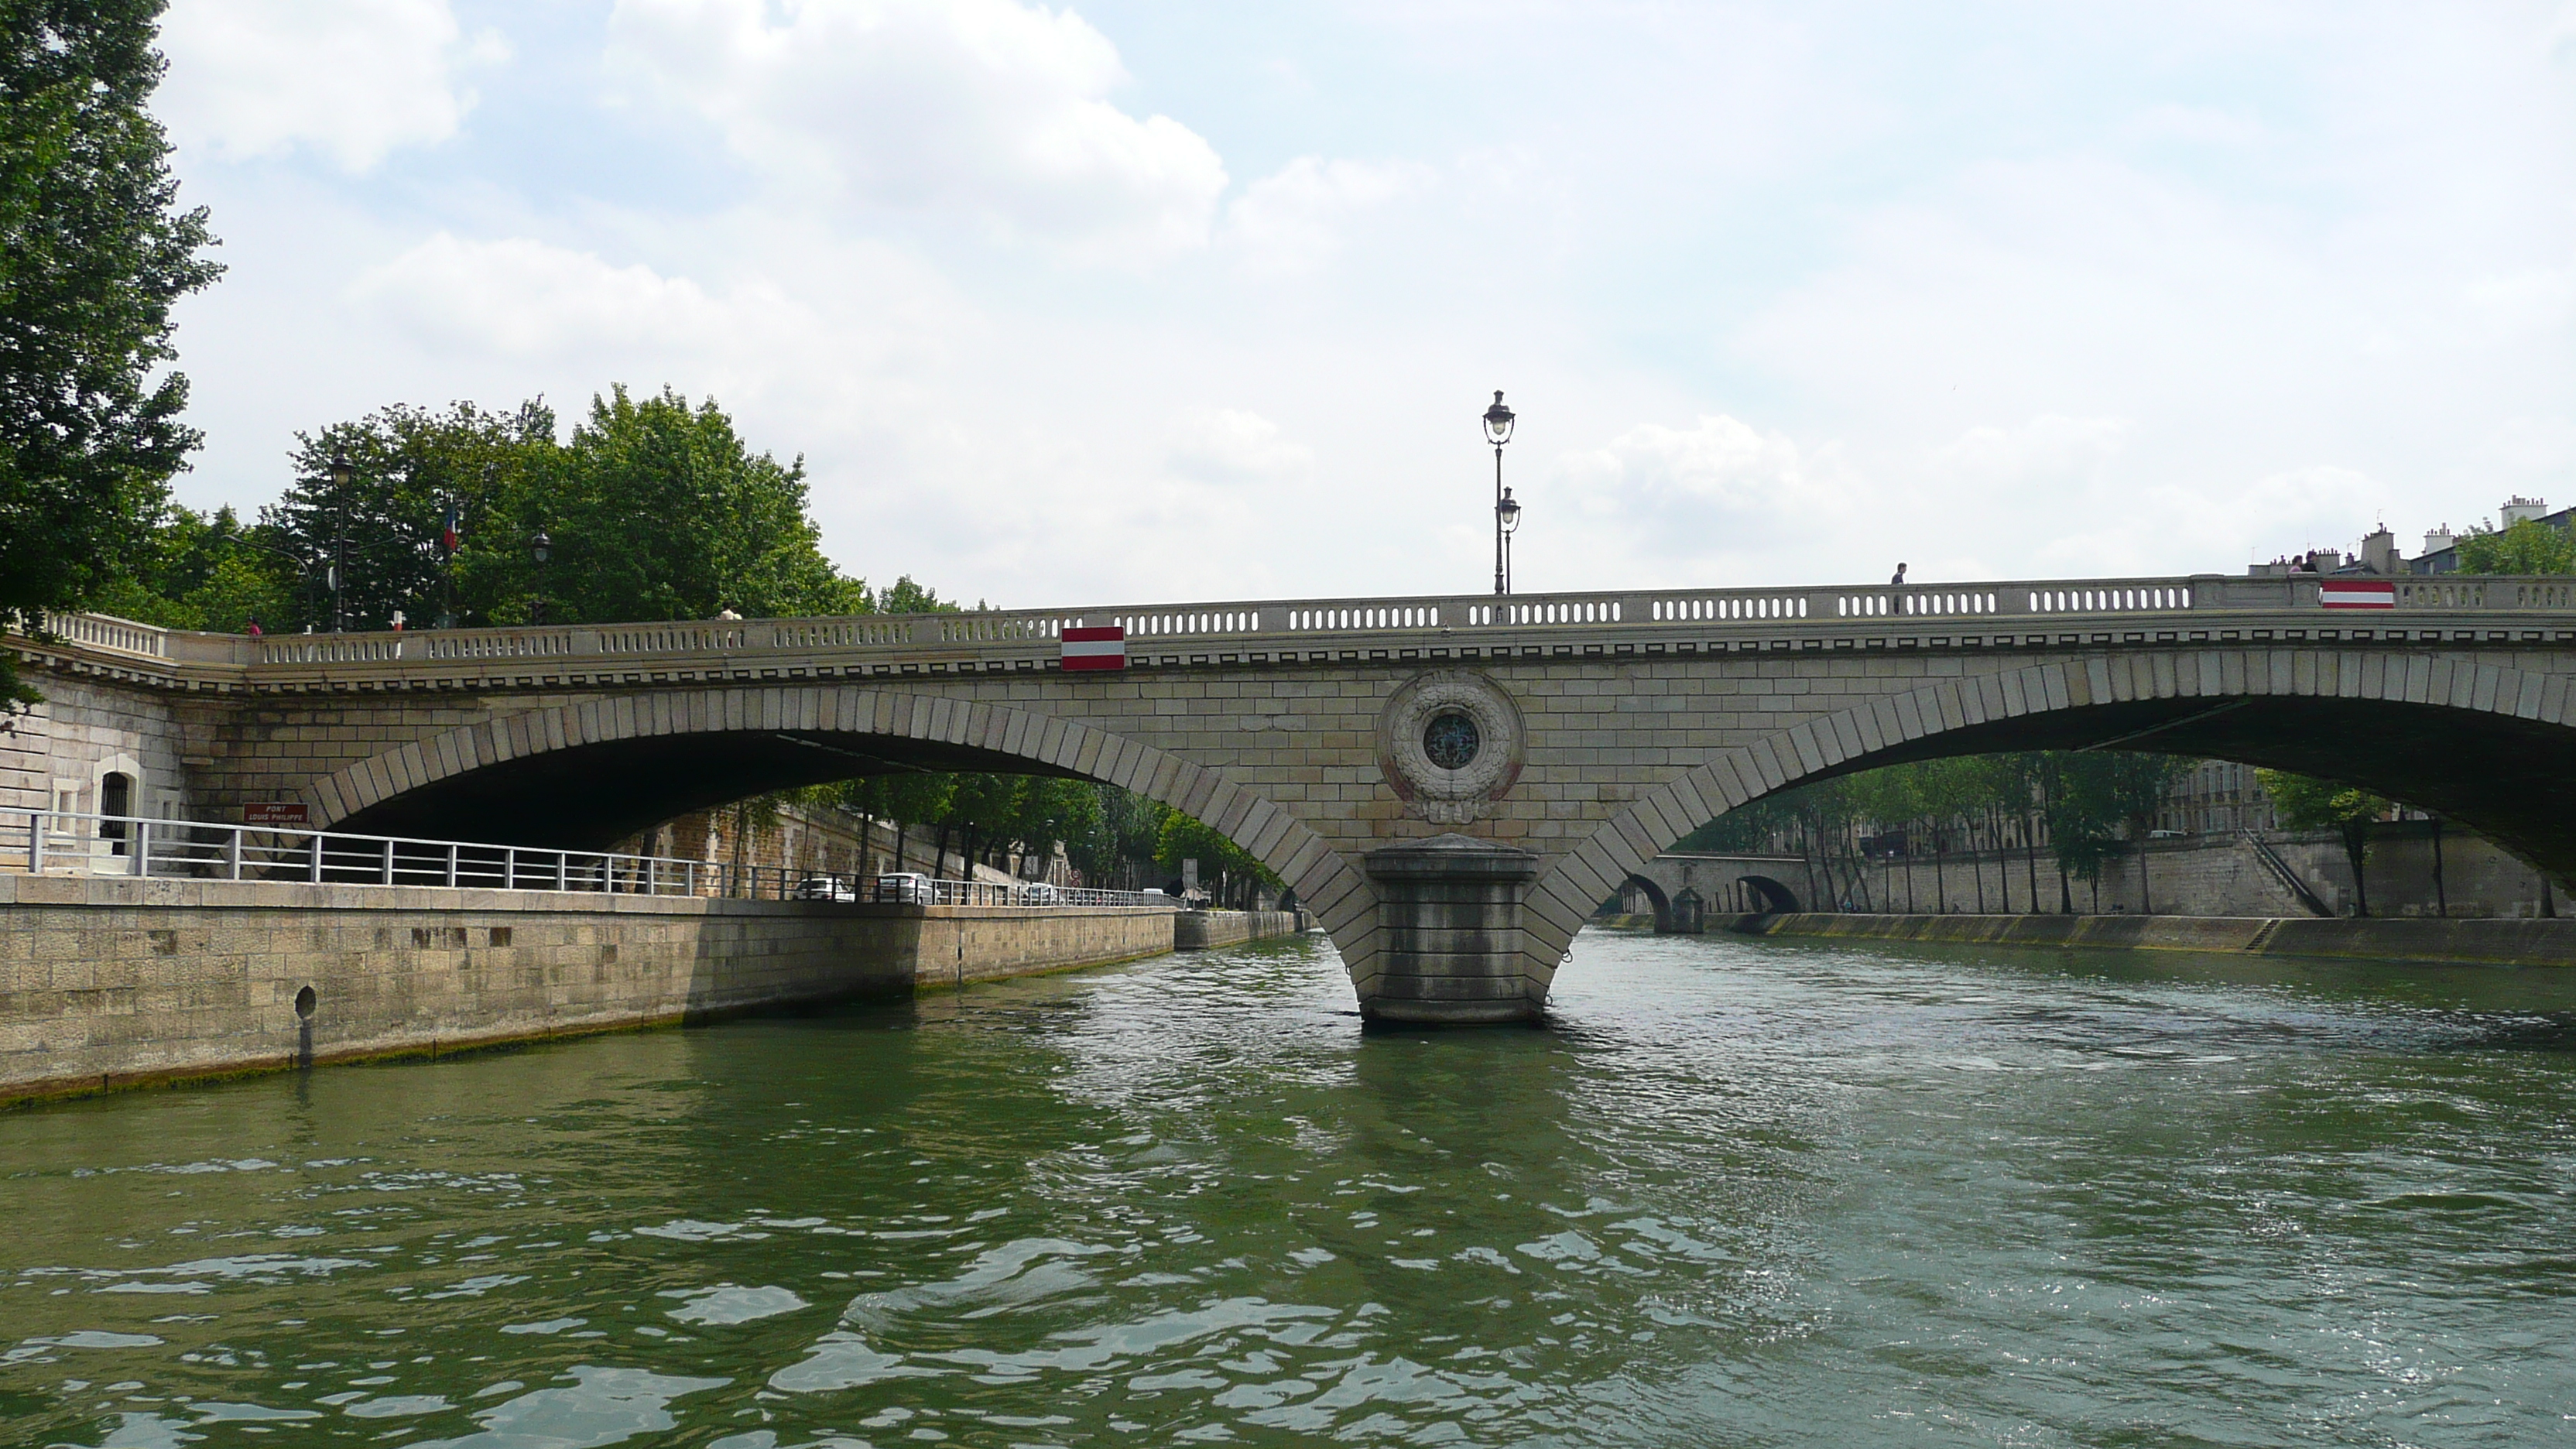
2059 865 2074 915
2432 817 2447 917
2345 824 2369 916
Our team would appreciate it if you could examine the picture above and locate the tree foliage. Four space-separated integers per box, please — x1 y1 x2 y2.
1155 809 1281 906
2038 752 2188 885
0 0 221 704
2454 518 2576 576
83 502 291 632
2257 769 2392 916
1674 749 2191 912
100 386 911 632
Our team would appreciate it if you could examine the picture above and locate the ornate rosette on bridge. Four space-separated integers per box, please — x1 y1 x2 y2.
1375 670 1527 826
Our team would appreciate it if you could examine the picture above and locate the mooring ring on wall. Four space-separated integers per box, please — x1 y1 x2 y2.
1377 670 1526 826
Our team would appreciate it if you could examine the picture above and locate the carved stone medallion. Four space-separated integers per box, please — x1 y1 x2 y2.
1376 670 1526 826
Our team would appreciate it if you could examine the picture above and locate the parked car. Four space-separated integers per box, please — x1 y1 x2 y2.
1019 882 1060 906
875 872 933 904
793 875 857 903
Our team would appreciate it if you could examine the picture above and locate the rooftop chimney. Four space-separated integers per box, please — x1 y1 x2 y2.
2423 524 2455 556
2359 527 2396 574
2502 495 2549 527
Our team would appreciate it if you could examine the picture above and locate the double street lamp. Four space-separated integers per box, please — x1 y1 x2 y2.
1484 391 1520 594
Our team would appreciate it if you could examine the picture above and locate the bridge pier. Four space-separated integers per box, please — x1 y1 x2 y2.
1360 834 1543 1024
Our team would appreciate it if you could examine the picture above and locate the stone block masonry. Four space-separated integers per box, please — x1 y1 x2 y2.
1174 909 1310 951
0 878 1199 1106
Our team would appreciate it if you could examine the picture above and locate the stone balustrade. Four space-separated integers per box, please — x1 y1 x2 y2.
26 572 2576 697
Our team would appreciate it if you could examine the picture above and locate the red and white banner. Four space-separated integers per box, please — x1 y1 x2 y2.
2319 578 2396 610
1060 625 1126 671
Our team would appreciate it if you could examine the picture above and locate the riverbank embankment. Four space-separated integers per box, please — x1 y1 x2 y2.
1725 911 2576 966
0 874 1303 1105
1177 909 1305 950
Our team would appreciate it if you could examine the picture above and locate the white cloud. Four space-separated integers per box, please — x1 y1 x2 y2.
351 234 746 357
1569 415 1843 515
1165 409 1312 483
2119 103 2269 148
1927 415 2131 490
156 0 505 171
1226 157 1434 275
605 0 1227 263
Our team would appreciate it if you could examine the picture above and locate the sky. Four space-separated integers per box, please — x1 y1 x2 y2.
148 0 2576 609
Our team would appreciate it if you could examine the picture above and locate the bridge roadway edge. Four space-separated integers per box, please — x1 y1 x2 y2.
0 873 1303 1108
19 585 2576 1022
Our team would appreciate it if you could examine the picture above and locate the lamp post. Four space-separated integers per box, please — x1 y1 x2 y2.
327 453 351 632
529 530 552 625
1483 391 1518 594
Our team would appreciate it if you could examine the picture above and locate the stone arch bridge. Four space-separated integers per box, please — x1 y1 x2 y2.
15 570 2576 1022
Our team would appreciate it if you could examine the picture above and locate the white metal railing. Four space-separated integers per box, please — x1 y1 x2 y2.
1 806 1172 909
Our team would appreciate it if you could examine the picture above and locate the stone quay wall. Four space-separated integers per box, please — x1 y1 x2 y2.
1727 911 2576 967
0 877 1194 1105
1816 829 2560 920
1174 909 1310 951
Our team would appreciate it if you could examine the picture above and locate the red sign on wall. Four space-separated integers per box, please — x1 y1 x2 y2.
1060 625 1126 671
2319 579 2396 609
245 801 310 827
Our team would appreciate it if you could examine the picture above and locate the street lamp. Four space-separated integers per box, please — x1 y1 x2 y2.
1483 391 1517 595
529 530 552 625
327 453 351 632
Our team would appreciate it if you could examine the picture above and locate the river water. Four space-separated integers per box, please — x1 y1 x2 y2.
5 929 2576 1447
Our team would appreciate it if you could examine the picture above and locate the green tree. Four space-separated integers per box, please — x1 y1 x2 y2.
2258 769 2391 916
529 385 863 624
0 0 221 704
254 386 876 631
2455 518 2576 576
1065 783 1170 889
269 399 552 631
1156 810 1279 907
2038 752 2187 912
841 772 955 875
86 502 293 632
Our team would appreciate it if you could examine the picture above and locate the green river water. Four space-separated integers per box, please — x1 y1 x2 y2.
4 928 2575 1447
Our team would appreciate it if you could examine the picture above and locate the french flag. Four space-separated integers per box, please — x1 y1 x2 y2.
2320 578 2396 609
1060 625 1125 671
440 502 461 554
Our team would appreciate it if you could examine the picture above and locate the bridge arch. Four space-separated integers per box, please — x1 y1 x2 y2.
299 685 1370 968
1737 875 1802 915
1617 874 1673 933
1523 649 2576 995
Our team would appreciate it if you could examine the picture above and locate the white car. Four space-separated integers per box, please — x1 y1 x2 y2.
793 876 857 903
875 872 933 904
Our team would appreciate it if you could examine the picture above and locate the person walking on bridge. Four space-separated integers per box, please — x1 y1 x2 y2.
1890 562 1908 587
